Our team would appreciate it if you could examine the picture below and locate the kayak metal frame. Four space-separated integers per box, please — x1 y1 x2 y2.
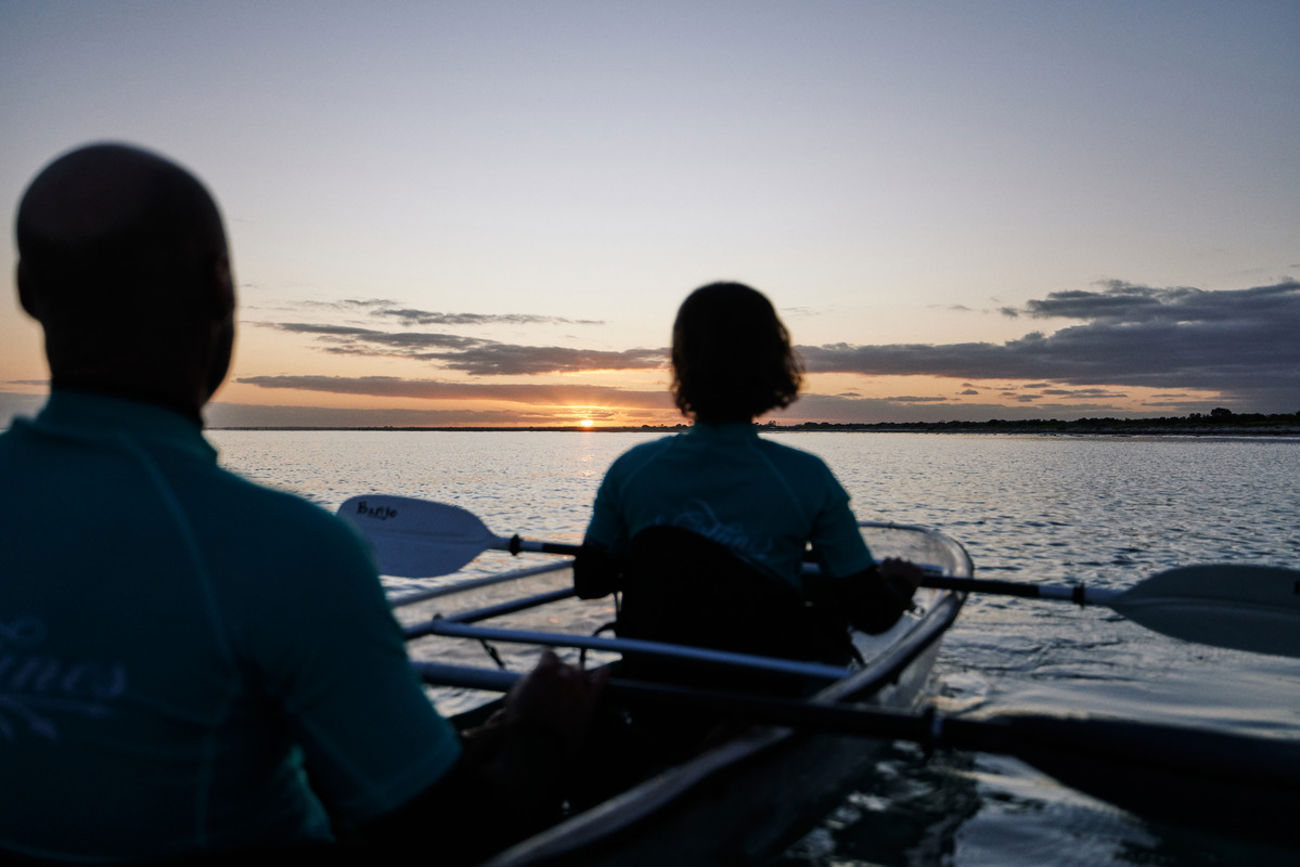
413 620 855 682
398 518 976 685
388 559 571 608
436 588 578 624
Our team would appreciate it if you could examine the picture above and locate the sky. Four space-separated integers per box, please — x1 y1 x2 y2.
2 1 1297 427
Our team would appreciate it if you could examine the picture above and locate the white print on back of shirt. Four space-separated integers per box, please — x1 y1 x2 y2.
0 616 127 741
668 499 775 567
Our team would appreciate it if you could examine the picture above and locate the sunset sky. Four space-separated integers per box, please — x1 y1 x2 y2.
3 1 1297 428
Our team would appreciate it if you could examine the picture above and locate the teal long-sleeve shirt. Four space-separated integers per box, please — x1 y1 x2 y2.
0 390 460 861
583 422 875 588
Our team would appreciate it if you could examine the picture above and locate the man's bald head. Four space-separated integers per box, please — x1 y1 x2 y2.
16 143 235 418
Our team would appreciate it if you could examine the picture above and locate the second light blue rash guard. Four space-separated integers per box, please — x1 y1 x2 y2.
584 422 875 587
0 391 461 861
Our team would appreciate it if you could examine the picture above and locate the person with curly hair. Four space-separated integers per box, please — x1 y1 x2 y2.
575 282 919 669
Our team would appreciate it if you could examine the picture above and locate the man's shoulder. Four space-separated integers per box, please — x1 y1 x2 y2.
198 466 373 567
205 463 334 519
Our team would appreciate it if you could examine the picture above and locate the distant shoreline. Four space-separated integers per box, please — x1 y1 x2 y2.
211 411 1300 437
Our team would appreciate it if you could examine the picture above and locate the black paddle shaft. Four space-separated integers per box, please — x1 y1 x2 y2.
919 574 1076 600
417 661 1300 845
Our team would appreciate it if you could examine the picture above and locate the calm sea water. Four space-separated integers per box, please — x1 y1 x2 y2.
210 429 1300 865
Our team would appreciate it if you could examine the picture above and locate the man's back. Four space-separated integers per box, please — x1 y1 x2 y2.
4 142 606 863
0 390 460 859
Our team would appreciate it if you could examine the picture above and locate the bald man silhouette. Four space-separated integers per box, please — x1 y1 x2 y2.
2 144 595 863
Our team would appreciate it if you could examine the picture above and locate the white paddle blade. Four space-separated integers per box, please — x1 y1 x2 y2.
1113 564 1300 659
337 495 505 578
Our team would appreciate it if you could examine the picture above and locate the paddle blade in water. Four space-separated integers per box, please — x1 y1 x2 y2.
945 713 1300 845
338 495 500 577
1112 565 1300 659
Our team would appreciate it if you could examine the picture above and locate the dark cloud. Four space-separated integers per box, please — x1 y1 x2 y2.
334 298 399 308
799 280 1300 411
206 403 557 428
1040 388 1127 398
432 345 665 376
333 298 604 327
370 307 604 328
267 322 484 350
1007 279 1295 325
260 321 662 375
779 392 1144 424
274 323 386 337
241 279 1296 418
1011 280 1201 321
235 375 673 409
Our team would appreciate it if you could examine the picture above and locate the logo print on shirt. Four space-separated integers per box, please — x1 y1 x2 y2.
0 617 127 742
671 500 774 566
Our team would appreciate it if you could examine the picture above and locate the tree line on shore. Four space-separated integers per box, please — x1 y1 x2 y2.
772 408 1300 434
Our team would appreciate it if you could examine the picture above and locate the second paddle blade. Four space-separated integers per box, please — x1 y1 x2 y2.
1112 564 1300 659
338 495 500 577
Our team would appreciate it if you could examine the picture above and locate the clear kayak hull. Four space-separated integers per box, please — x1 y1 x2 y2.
395 522 971 866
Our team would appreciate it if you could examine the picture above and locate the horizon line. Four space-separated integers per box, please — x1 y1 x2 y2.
207 410 1300 434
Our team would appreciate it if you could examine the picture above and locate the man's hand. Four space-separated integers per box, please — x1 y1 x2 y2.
504 650 609 758
361 654 609 862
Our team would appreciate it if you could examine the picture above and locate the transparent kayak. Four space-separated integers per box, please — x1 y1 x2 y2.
392 522 971 866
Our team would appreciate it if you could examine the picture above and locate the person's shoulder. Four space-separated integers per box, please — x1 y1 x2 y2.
626 432 680 455
200 466 374 567
755 434 833 472
609 434 678 470
207 464 333 519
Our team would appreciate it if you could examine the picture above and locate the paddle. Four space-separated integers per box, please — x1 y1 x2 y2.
925 566 1300 659
339 495 1300 659
339 495 579 578
416 660 1300 844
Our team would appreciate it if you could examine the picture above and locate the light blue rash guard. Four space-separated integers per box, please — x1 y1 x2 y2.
0 391 461 861
584 422 875 588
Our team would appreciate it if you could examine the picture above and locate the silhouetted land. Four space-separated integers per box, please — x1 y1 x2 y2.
215 409 1300 435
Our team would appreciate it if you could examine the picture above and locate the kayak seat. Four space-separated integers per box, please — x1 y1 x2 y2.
564 526 859 780
614 525 855 689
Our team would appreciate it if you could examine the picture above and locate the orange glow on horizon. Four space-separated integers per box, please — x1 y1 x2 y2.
192 371 1237 429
